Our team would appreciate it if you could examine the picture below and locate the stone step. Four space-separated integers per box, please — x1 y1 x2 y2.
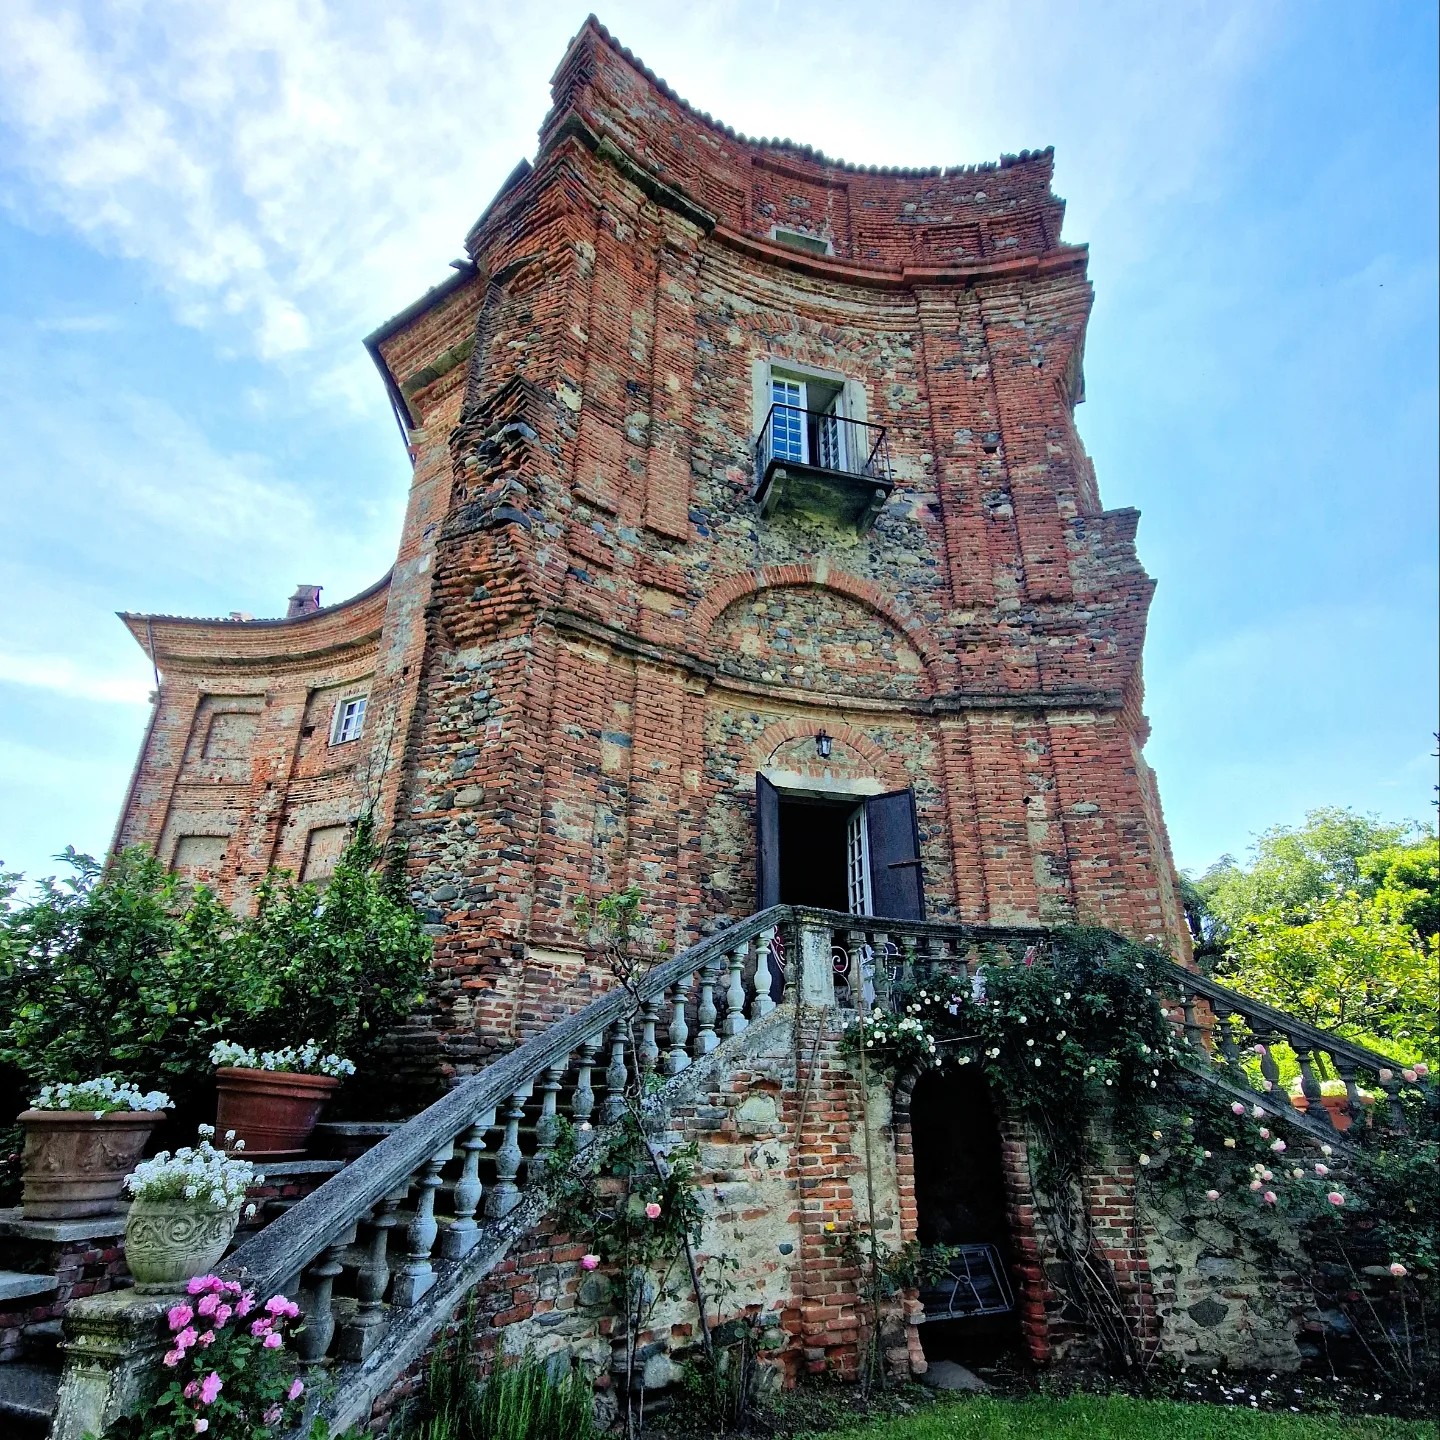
0 1272 58 1305
0 1361 59 1434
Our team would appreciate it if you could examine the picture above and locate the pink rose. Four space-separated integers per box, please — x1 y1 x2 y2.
1230 1102 1245 1116
1271 1139 1286 1153
1205 1189 1220 1202
1390 1263 1408 1278
581 1254 600 1271
168 1304 195 1332
235 1294 254 1318
644 1202 662 1220
263 1331 283 1350
1260 1169 1273 1182
1378 1068 1393 1082
222 1280 243 1295
288 1377 304 1401
1258 1128 1270 1140
1414 1063 1429 1077
194 1422 209 1436
196 1293 219 1317
199 1371 223 1406
1249 1180 1262 1191
263 1408 282 1426
176 1327 198 1351
1253 1044 1266 1056
183 1382 199 1399
250 1319 271 1338
1327 1192 1345 1206
1263 1191 1277 1205
1314 1163 1329 1177
186 1276 210 1296
197 1330 215 1347
163 1349 183 1367
212 1304 231 1328
1402 1069 1418 1083
265 1293 299 1317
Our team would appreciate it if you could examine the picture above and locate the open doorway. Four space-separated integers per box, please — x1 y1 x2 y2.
910 1067 1022 1369
756 773 926 920
777 796 858 911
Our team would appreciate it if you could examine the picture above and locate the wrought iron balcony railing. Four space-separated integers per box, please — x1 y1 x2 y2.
753 403 894 530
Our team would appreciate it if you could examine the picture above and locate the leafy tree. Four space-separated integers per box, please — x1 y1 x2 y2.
0 820 431 1099
1185 810 1438 1066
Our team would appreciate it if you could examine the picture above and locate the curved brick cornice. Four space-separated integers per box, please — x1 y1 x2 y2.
692 565 948 683
119 573 390 672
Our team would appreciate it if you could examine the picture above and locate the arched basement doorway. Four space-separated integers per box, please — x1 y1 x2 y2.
908 1067 1023 1368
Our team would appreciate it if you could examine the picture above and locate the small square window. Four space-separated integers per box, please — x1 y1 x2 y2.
330 695 367 745
771 226 833 256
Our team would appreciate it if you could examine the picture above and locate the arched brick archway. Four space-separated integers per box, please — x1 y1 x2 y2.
891 1066 1052 1366
692 564 950 691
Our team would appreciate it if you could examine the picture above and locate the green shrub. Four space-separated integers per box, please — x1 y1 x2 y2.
396 1301 595 1440
0 820 430 1101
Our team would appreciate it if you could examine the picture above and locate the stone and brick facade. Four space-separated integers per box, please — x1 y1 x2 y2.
102 16 1218 1390
115 16 1186 1061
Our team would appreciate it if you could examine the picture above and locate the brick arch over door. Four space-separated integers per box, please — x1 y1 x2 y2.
747 716 897 790
691 564 949 692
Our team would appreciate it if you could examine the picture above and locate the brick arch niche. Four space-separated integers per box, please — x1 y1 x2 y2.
891 1066 1051 1367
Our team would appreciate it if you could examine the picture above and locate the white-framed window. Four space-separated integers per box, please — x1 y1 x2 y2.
330 694 367 745
768 365 849 471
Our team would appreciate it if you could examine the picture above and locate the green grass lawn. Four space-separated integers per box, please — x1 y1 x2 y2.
802 1394 1433 1440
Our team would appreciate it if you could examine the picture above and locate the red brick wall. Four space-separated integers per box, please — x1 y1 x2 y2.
111 18 1190 1062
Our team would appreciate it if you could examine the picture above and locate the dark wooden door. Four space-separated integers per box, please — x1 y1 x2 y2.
865 788 926 921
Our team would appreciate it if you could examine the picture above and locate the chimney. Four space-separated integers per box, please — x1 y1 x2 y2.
287 584 323 618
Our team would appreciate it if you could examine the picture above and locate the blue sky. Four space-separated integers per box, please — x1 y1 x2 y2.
1 1 1435 885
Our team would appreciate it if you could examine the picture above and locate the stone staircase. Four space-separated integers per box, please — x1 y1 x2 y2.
40 907 1430 1438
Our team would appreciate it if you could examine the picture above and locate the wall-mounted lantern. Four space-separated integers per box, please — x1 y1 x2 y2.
815 730 833 760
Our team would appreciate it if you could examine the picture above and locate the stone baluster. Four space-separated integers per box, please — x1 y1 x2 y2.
602 1024 630 1124
485 1086 532 1220
1333 1057 1366 1131
1254 1031 1290 1106
752 928 779 1018
442 1110 496 1258
571 1037 601 1127
1374 1066 1408 1133
724 939 749 1036
638 999 661 1074
1292 1050 1334 1130
296 1231 354 1364
532 1066 566 1174
1179 982 1203 1050
841 926 865 1006
393 1144 453 1305
695 957 720 1055
896 932 914 988
1211 1003 1244 1069
339 1187 407 1360
666 979 692 1074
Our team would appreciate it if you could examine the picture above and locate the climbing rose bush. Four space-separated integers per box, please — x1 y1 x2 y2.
108 1276 307 1439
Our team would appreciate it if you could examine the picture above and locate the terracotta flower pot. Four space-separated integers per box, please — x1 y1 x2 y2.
214 1067 340 1159
1290 1090 1373 1133
124 1197 240 1293
18 1108 164 1219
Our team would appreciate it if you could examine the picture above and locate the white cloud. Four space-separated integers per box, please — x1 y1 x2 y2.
0 0 1277 401
0 653 152 706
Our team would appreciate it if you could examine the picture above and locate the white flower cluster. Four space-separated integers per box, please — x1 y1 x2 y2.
210 1039 355 1077
124 1126 261 1207
845 1007 938 1055
31 1078 173 1116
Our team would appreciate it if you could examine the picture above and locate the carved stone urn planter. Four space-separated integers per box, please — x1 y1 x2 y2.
18 1109 164 1219
214 1067 340 1159
123 1199 241 1293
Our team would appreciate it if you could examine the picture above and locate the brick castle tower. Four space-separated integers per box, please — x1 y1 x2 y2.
113 17 1187 1078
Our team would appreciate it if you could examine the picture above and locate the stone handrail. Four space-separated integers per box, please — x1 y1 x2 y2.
812 908 1429 1141
217 905 793 1370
